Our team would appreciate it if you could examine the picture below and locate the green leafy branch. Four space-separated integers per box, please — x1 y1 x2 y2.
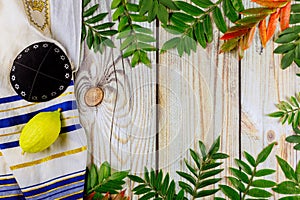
177 136 228 199
84 161 129 199
82 0 117 54
268 93 300 150
219 143 276 200
161 0 243 56
128 169 185 200
111 0 156 67
273 156 300 199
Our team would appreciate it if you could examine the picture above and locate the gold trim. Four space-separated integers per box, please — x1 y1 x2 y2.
22 0 51 33
10 146 87 170
27 180 84 198
0 175 14 181
0 183 18 187
22 171 85 192
0 152 2 156
55 190 83 200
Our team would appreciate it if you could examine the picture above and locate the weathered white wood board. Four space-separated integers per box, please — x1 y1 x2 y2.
75 0 300 199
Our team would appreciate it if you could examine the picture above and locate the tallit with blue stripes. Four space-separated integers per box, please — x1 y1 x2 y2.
0 1 87 199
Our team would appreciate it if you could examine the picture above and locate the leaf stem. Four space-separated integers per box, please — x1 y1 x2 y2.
241 167 256 200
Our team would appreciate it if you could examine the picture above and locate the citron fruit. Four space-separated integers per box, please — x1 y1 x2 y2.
20 108 62 154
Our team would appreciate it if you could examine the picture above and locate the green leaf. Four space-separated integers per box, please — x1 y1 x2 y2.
211 153 229 159
296 160 300 182
196 189 220 197
223 0 239 23
111 0 122 9
279 26 300 36
140 192 156 200
255 169 276 177
174 1 204 16
235 159 252 175
198 178 222 188
172 12 195 23
136 33 156 43
177 171 196 185
227 176 246 192
275 33 299 44
131 51 140 67
203 15 213 43
191 0 214 8
94 22 115 30
112 5 125 20
220 38 238 52
200 169 223 179
294 143 300 150
208 136 221 156
244 151 256 167
126 3 139 12
140 0 153 15
248 188 272 198
139 51 151 67
279 196 300 200
137 42 156 51
98 30 118 36
160 0 179 10
128 174 145 183
110 171 129 180
167 181 176 199
235 15 266 25
83 0 91 8
83 4 99 18
252 179 276 188
190 149 201 169
120 35 135 50
292 4 300 12
281 50 295 70
198 140 207 159
274 44 296 54
276 156 296 181
290 14 300 24
131 14 148 22
148 0 158 22
82 25 87 42
176 189 185 200
273 181 300 194
219 185 240 200
133 185 152 195
231 0 244 12
268 111 285 118
241 7 276 15
157 4 169 24
202 162 223 170
87 28 94 49
161 37 180 53
286 135 300 143
212 7 227 33
184 159 197 177
179 181 194 194
161 173 170 195
229 167 249 184
90 164 98 188
85 13 108 24
255 143 275 165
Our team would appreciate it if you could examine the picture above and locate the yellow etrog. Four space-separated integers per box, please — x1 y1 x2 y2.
20 108 61 154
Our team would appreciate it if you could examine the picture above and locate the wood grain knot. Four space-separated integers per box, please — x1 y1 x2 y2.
84 86 104 107
267 130 276 142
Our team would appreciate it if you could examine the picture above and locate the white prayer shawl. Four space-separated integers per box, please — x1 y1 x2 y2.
0 1 87 199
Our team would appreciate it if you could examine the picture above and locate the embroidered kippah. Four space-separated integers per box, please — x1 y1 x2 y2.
10 42 72 102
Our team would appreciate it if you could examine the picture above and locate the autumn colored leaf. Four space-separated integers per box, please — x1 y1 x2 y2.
241 26 256 50
241 7 276 15
258 18 267 47
251 0 288 8
280 1 291 31
266 9 280 42
220 26 250 40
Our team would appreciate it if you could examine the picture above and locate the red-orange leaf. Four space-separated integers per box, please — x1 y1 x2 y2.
258 18 267 47
251 0 288 8
280 1 291 31
266 9 280 42
84 192 96 200
241 26 256 50
220 27 250 40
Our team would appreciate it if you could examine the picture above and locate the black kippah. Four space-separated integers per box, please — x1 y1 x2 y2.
10 42 72 102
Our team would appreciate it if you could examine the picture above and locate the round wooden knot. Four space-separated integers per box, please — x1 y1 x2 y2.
84 87 104 107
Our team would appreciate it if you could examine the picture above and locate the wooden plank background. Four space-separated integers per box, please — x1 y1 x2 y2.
75 0 300 199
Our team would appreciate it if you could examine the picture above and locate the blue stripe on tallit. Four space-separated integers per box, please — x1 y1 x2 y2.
36 183 84 200
0 100 77 129
21 169 85 190
23 174 85 197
